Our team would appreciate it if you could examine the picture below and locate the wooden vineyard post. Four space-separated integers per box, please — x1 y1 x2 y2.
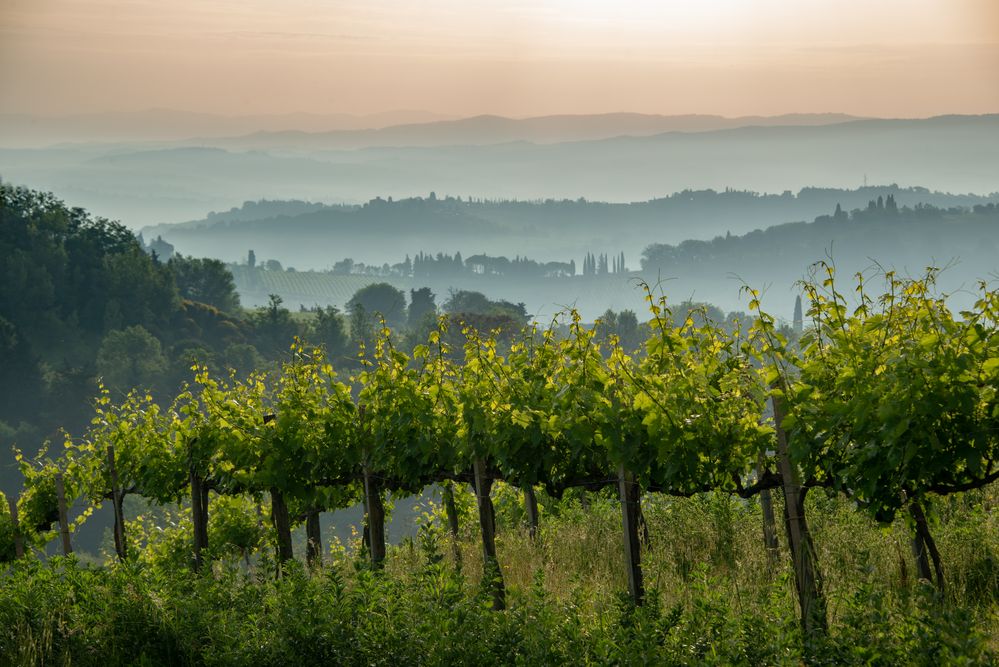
617 465 644 606
271 487 294 569
523 485 539 540
772 391 827 638
106 444 127 562
473 457 505 610
7 495 24 559
54 472 73 556
305 509 323 569
190 467 208 571
362 465 386 567
442 481 462 569
758 452 780 569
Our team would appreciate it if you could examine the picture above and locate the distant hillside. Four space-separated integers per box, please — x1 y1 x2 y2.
142 185 999 272
202 112 863 151
3 113 996 228
0 109 454 147
225 201 999 321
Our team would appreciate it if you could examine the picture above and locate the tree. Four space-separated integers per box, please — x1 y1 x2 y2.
247 249 256 268
168 255 241 313
443 290 528 325
408 287 437 330
792 295 803 334
96 325 168 395
252 295 300 356
347 283 407 330
311 305 349 362
616 309 640 351
332 258 354 275
223 343 263 377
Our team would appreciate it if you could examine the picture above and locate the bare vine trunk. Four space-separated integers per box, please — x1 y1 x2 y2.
107 444 127 562
758 453 780 569
363 465 386 567
442 481 462 568
190 469 208 570
305 509 323 569
271 487 294 569
909 501 944 591
523 485 539 540
55 473 73 556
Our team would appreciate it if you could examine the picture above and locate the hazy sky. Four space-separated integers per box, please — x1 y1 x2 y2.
1 0 997 118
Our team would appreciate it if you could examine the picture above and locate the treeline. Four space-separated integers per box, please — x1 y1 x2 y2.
139 184 999 274
152 185 999 240
641 200 999 281
246 250 630 280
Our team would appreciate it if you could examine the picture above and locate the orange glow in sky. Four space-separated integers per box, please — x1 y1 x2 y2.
0 0 996 117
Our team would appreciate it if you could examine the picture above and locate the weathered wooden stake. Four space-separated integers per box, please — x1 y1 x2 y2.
473 457 505 610
773 392 827 638
106 444 127 562
617 465 644 605
271 487 294 568
442 481 462 569
523 485 539 540
306 509 323 569
54 472 73 555
7 495 24 559
363 465 386 567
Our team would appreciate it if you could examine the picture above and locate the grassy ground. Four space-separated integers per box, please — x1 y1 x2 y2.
1 486 996 666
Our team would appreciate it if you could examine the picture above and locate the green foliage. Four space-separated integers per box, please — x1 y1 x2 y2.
347 282 407 330
0 491 996 666
208 495 267 561
251 294 301 357
764 266 999 522
309 304 349 362
168 254 241 313
96 325 169 395
0 491 15 562
6 250 999 664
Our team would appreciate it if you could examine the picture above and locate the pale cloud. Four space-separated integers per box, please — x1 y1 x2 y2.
0 0 996 116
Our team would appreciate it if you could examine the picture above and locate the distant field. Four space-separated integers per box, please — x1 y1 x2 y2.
229 265 412 309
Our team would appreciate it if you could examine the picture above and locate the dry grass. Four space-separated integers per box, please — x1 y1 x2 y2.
389 483 999 645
